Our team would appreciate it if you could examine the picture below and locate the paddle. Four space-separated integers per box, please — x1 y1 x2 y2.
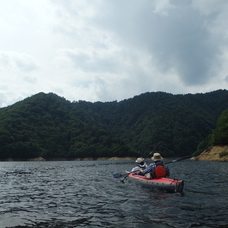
164 155 192 164
120 142 162 183
120 172 134 183
113 173 128 178
144 142 162 159
113 170 139 179
114 154 192 182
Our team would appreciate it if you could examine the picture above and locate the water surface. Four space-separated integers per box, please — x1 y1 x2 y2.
0 159 227 227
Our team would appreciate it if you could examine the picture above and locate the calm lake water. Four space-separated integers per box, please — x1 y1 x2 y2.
0 159 227 228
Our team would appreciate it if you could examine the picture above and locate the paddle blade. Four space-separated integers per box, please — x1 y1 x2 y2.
113 173 126 178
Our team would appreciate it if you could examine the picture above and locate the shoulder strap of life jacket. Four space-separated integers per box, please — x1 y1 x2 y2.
154 164 166 178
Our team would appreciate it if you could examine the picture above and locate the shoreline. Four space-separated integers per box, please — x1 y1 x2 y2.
0 156 136 162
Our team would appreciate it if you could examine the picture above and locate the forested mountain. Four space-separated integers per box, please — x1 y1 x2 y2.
71 90 228 157
195 109 228 156
0 93 137 159
0 89 228 160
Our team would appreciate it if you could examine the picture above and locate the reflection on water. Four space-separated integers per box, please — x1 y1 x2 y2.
0 160 227 227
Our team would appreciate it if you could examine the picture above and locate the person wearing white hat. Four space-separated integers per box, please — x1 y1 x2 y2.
131 157 147 173
137 153 170 178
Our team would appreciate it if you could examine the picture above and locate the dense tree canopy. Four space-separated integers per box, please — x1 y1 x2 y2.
212 110 228 145
0 90 228 160
193 109 228 156
0 93 137 159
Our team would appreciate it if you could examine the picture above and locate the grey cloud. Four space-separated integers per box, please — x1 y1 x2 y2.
66 51 121 74
91 0 225 86
225 75 228 83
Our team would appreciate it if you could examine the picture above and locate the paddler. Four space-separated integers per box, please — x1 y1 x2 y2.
137 153 170 179
131 157 147 174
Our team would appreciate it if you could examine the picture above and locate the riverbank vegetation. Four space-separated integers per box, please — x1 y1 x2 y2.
194 109 228 156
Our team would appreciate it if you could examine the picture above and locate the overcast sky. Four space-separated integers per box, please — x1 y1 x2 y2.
1 0 228 107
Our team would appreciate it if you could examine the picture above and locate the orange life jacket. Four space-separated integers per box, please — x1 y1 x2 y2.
154 165 166 178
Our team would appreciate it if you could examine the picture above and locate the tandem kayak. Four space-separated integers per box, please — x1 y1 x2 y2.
128 173 184 193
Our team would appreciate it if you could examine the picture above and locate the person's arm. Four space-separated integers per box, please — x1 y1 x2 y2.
137 163 154 176
137 171 144 176
131 166 140 172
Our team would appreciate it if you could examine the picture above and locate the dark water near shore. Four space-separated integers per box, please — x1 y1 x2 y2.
0 159 227 228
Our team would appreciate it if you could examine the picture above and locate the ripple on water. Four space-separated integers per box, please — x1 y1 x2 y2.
0 160 227 227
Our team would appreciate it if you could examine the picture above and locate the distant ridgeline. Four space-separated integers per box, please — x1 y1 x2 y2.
0 90 228 160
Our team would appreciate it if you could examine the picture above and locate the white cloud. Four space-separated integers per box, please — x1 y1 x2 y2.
0 0 228 108
0 52 39 72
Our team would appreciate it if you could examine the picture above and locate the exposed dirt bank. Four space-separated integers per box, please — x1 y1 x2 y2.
196 146 228 161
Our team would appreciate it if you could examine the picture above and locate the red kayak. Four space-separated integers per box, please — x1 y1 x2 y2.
128 173 184 193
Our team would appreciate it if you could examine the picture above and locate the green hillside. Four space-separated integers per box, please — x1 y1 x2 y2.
0 93 137 159
72 90 228 157
195 109 228 156
0 90 228 160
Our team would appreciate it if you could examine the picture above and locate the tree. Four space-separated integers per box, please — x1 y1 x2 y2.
212 110 228 145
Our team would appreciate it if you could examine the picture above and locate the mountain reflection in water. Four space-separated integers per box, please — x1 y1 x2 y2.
0 160 227 228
